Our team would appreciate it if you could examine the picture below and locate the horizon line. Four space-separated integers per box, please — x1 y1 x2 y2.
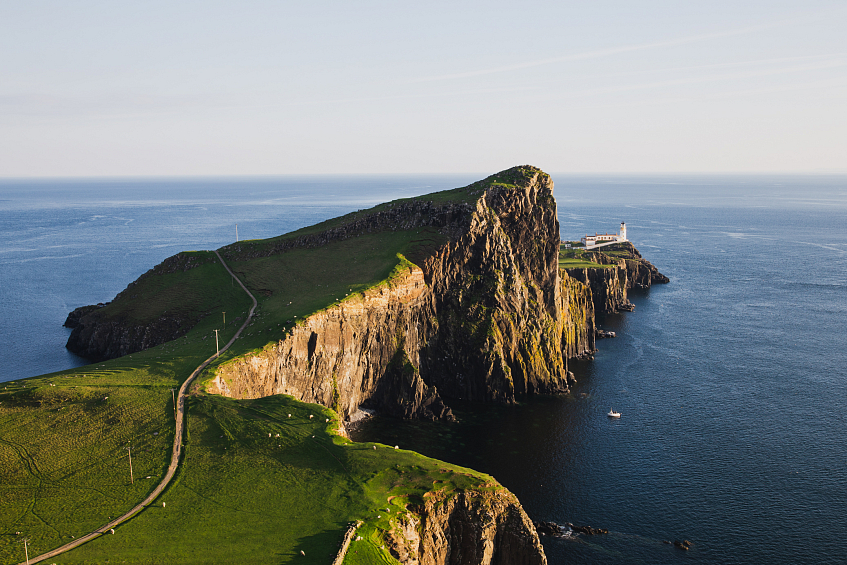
2 170 847 181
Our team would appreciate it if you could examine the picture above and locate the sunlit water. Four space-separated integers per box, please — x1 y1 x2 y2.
2 174 846 563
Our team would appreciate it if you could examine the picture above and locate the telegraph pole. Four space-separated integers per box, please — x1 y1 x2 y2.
236 224 238 242
214 329 220 357
127 447 134 485
222 311 226 326
171 388 176 420
22 538 30 565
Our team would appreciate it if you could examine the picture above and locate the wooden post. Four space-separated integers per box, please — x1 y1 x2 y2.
214 329 220 357
128 447 134 485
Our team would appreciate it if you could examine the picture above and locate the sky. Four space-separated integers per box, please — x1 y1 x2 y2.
1 0 846 176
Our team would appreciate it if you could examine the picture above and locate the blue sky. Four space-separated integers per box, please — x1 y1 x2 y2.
1 1 845 176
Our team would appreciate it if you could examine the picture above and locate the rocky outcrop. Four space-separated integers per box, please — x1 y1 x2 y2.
209 167 578 418
65 312 193 362
64 252 215 361
565 242 668 315
583 242 669 290
387 489 546 565
64 304 105 329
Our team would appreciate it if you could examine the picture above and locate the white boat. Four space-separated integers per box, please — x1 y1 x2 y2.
607 409 621 418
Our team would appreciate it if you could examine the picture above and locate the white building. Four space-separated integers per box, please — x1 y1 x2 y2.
581 222 627 248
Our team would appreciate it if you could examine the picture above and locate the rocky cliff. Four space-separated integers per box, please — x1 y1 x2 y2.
564 242 668 316
558 270 596 358
209 166 578 419
387 489 546 565
65 167 667 421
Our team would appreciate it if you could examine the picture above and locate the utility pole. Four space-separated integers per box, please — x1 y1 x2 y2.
222 311 226 326
214 329 220 357
127 447 134 485
236 224 238 242
171 388 176 420
22 538 30 565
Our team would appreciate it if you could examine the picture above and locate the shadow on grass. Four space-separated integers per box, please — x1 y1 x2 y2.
286 527 349 564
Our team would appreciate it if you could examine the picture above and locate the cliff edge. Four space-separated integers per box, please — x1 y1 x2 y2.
208 166 576 420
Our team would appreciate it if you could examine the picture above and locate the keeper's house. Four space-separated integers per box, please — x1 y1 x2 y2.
581 222 627 248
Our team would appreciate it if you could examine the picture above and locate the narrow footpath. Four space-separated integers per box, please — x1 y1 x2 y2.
20 250 258 565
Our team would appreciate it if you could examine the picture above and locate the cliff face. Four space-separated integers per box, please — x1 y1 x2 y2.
64 311 193 362
209 167 578 419
387 489 546 565
564 265 631 315
559 270 596 358
209 263 451 420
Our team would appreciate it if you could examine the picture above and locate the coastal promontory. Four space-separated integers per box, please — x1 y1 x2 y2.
47 166 667 564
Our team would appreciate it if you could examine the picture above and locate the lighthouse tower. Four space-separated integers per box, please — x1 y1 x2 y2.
620 222 627 241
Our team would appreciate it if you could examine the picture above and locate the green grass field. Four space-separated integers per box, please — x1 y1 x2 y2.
0 384 173 564
53 394 493 564
0 174 525 564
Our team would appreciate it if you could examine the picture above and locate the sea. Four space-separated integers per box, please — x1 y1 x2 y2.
1 174 846 564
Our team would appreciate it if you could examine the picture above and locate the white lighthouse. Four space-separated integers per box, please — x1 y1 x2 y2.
620 222 627 242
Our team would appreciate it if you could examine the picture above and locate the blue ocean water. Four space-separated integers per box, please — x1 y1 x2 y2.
2 174 846 563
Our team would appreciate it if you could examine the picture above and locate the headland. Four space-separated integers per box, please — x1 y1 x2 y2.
1 166 666 564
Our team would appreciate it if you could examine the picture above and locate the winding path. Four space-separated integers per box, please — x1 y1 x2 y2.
20 250 257 565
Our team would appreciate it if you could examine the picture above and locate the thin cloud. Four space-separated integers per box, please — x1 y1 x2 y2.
537 75 847 112
551 59 847 100
589 53 847 80
412 8 847 83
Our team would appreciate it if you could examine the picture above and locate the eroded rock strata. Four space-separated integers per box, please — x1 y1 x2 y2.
388 489 546 565
208 167 579 419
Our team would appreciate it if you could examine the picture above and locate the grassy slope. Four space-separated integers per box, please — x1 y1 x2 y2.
558 245 614 269
75 251 246 332
1 171 540 564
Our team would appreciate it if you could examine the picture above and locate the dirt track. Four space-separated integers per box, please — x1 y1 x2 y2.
20 250 257 565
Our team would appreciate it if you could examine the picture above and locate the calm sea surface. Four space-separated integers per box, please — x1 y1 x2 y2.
2 174 846 564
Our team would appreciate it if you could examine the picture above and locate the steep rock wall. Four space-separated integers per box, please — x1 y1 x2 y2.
387 489 547 565
210 167 580 418
559 270 596 358
208 264 452 420
583 242 669 291
566 242 669 315
65 313 193 362
564 265 632 315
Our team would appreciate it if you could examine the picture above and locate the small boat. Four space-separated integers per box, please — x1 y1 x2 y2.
607 409 621 418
